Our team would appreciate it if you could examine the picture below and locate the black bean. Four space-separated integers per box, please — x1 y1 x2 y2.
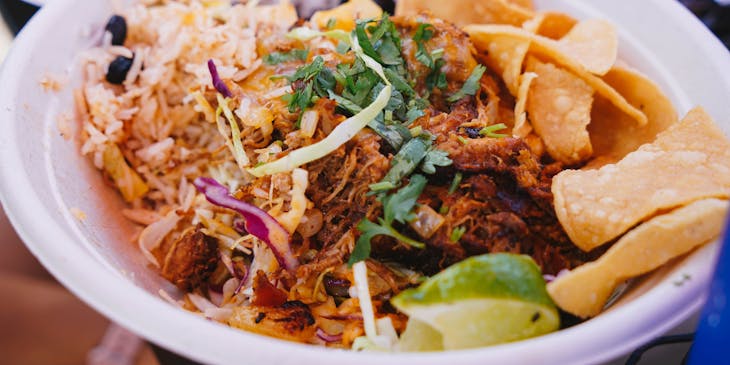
464 127 482 139
105 15 127 46
323 275 351 298
106 55 134 85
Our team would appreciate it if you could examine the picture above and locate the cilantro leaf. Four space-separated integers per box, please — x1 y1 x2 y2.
263 49 309 65
384 68 415 96
421 148 452 174
327 90 363 114
282 81 314 114
348 219 389 266
326 18 337 30
367 117 411 150
414 24 436 69
450 226 466 242
355 21 383 64
371 137 431 191
286 56 325 83
350 175 428 265
447 64 486 102
381 174 427 224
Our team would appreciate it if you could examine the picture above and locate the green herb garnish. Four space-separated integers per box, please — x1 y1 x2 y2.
263 49 309 65
421 148 452 174
413 23 436 68
450 226 466 243
350 175 428 266
479 123 509 138
447 64 486 102
448 172 463 194
370 137 432 192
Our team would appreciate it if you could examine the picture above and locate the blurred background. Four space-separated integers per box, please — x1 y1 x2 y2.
0 0 727 364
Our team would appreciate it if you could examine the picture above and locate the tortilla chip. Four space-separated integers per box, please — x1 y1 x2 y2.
548 198 729 318
553 107 730 251
528 12 577 39
555 19 617 75
254 1 298 29
311 0 383 31
466 24 648 126
525 57 594 165
475 33 531 96
395 0 534 27
586 65 678 167
513 71 537 137
508 0 534 11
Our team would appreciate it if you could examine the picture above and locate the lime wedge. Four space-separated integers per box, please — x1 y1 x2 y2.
397 319 443 352
392 253 559 350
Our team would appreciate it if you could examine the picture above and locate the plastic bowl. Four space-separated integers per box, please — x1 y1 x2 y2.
1 1 729 364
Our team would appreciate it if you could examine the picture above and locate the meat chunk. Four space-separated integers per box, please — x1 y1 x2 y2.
251 270 288 307
161 227 219 292
227 300 317 343
307 130 389 248
370 130 596 275
394 15 479 105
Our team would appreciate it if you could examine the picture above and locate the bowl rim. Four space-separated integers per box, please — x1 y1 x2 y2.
1 1 729 364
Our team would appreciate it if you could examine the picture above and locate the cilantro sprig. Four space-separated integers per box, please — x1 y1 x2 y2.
413 23 447 90
349 174 428 266
447 64 486 102
263 49 309 65
281 56 336 125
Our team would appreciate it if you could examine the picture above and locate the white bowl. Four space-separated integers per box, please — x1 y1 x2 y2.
1 1 729 364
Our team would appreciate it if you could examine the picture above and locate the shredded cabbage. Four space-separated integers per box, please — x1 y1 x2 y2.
248 34 391 177
274 168 310 233
216 94 250 168
353 261 378 340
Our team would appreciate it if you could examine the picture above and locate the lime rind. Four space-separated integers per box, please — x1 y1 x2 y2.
392 253 560 350
393 254 555 308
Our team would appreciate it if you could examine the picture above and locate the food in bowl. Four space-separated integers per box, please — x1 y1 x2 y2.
72 0 730 351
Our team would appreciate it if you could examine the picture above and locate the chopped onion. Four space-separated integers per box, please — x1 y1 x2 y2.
220 251 236 277
300 110 319 138
193 177 298 271
408 205 445 239
207 59 233 98
316 328 343 343
275 168 309 233
247 34 391 177
138 210 181 268
188 293 217 313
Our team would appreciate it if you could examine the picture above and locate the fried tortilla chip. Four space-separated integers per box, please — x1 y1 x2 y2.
254 0 298 29
548 198 729 318
513 71 537 137
586 65 678 167
525 57 594 165
311 0 383 31
527 12 577 39
466 24 648 125
395 0 534 27
553 107 730 251
475 33 531 96
555 19 617 75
